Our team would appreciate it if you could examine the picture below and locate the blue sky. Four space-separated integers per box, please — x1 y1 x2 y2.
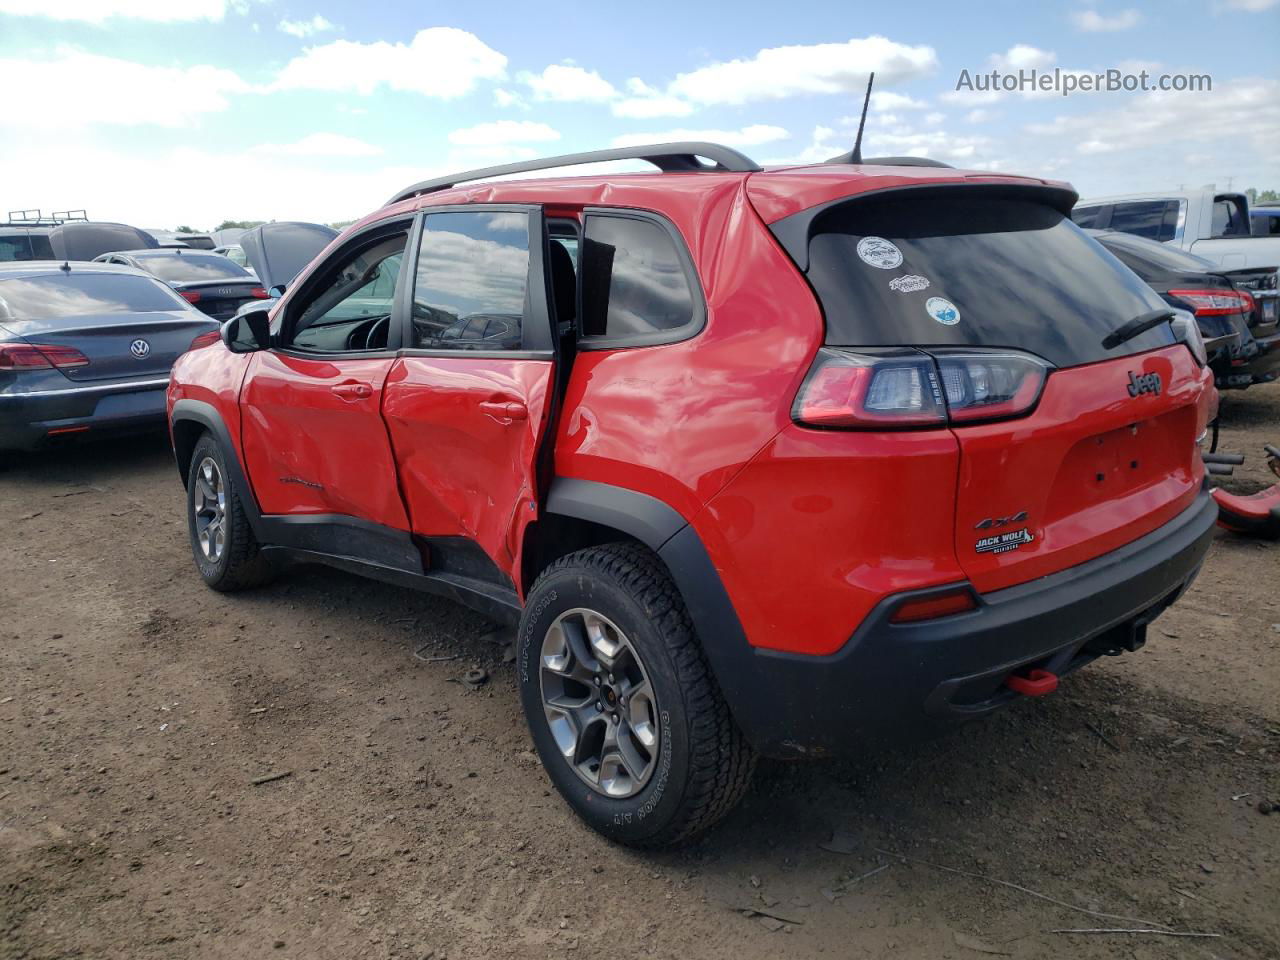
1 0 1276 227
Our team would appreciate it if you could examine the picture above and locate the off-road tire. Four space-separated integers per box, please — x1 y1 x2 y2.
517 542 755 847
186 432 274 591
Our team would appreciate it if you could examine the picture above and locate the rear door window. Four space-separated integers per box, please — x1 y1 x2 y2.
579 213 700 344
804 192 1175 368
410 210 530 351
1069 205 1105 229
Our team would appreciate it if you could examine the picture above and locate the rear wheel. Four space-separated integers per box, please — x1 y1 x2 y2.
517 543 755 847
186 433 274 591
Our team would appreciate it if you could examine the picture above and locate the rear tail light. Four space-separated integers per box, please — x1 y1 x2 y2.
890 588 977 623
0 343 90 370
188 331 221 351
793 348 1048 429
1168 288 1254 317
180 291 202 304
250 286 270 300
933 352 1050 423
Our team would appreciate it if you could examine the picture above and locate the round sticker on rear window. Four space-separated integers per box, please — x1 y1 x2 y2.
856 236 903 270
926 297 960 326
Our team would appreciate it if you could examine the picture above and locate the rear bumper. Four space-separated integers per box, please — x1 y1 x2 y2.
0 377 169 449
701 489 1218 759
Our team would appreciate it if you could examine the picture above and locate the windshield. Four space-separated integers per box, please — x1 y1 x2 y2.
0 273 189 319
805 193 1175 368
134 253 253 283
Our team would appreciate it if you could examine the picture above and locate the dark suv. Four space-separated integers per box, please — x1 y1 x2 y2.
168 143 1218 847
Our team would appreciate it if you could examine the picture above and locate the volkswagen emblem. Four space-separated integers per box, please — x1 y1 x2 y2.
129 338 151 359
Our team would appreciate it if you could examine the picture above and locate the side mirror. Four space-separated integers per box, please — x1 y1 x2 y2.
268 283 286 299
220 309 271 353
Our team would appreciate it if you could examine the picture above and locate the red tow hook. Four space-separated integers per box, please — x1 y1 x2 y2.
1004 668 1059 697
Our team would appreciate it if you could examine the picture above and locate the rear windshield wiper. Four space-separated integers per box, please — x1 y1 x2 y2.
1101 308 1175 350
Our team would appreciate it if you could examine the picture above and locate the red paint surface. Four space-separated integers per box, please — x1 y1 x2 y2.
382 355 555 588
239 351 409 528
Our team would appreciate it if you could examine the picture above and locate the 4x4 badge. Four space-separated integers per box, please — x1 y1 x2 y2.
975 527 1035 555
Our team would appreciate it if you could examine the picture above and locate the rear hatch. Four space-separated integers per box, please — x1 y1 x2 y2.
1213 266 1279 334
782 183 1211 593
130 252 264 321
0 270 216 382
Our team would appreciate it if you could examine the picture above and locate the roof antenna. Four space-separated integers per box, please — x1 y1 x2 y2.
851 71 875 164
827 72 875 165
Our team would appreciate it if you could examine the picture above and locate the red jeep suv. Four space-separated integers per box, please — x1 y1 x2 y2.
167 143 1218 847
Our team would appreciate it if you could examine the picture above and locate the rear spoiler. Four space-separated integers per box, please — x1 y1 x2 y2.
768 181 1079 273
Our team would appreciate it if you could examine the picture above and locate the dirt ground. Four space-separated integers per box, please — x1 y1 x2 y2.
2 389 1277 960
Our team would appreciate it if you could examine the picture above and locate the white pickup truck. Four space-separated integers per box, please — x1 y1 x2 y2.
1073 189 1279 328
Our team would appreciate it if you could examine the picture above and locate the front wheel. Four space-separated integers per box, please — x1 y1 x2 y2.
185 432 274 591
517 543 755 847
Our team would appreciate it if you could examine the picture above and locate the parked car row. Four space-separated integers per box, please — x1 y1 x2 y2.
1073 189 1280 389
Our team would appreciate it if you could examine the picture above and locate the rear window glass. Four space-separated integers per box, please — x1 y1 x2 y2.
1070 206 1104 229
0 273 188 319
1096 232 1216 273
806 193 1175 368
1108 201 1180 242
134 253 252 282
580 214 696 340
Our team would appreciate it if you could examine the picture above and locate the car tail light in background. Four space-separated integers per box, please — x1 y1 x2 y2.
1168 288 1255 317
793 348 1048 429
250 287 270 300
0 343 90 370
180 291 202 304
188 331 221 351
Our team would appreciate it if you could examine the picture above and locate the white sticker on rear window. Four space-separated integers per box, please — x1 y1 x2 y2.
889 274 930 293
856 236 903 270
926 296 960 326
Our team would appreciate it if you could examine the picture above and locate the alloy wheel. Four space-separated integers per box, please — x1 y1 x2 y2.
193 456 227 563
539 608 660 798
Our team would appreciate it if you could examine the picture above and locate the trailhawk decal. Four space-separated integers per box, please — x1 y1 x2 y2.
975 527 1035 555
889 274 930 293
856 236 903 270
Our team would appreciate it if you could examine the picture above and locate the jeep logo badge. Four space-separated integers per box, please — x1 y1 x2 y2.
1127 370 1161 397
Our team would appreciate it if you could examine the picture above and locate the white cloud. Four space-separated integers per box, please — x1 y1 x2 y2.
0 49 247 128
519 64 617 103
1072 7 1141 30
1027 76 1279 159
870 91 928 111
990 44 1056 71
0 0 231 21
610 125 788 149
1221 0 1276 8
611 78 695 118
273 27 506 98
492 88 527 109
668 36 937 105
447 120 561 147
965 108 990 123
251 133 382 157
278 14 335 38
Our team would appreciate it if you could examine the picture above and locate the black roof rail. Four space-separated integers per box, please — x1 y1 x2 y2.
387 141 762 205
824 153 954 169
